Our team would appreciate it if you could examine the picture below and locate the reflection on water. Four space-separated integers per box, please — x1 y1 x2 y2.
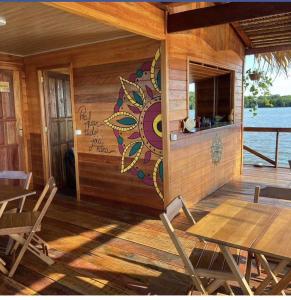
244 107 291 167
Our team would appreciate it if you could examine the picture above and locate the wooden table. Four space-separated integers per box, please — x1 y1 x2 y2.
0 185 36 274
187 199 291 295
0 185 36 217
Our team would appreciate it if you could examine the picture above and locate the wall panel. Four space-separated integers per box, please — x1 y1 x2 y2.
166 23 245 206
23 36 163 210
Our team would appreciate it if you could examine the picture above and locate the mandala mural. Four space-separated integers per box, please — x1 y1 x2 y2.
104 49 163 200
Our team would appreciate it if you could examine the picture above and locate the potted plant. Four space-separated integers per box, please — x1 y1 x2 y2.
243 69 273 115
248 69 262 81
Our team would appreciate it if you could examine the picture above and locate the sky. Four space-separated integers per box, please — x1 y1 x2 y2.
245 55 291 96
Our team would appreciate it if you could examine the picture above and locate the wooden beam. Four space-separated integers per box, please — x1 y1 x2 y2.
244 127 291 133
246 44 291 54
231 22 252 48
43 2 166 40
243 145 275 166
167 3 291 33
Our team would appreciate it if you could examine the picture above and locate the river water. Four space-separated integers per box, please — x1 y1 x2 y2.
244 107 291 167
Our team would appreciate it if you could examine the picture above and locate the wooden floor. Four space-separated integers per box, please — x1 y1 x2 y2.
0 165 291 295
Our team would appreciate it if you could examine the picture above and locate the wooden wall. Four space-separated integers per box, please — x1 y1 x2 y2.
0 54 30 180
166 23 245 206
0 3 246 212
23 36 164 210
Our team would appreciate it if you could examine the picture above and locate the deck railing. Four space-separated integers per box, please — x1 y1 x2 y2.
243 127 291 168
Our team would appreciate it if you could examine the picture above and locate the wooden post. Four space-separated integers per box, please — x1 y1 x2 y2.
275 130 280 168
254 186 261 203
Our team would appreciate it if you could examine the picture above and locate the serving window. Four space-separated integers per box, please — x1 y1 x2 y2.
189 62 234 129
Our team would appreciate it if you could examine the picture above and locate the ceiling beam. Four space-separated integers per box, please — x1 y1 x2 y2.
231 22 252 48
44 2 166 40
246 44 291 55
167 2 291 33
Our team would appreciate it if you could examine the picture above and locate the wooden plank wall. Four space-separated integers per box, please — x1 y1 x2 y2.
0 54 30 180
166 22 245 206
23 36 164 210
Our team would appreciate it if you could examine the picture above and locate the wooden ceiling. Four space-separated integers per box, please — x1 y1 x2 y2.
0 3 133 56
189 63 230 82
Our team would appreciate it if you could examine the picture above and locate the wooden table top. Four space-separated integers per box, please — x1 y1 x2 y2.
0 185 36 204
187 199 291 261
253 208 291 261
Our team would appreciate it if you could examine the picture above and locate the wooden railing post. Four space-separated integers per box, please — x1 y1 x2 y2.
275 130 280 168
243 127 291 168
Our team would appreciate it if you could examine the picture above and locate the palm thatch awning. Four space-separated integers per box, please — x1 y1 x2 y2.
158 2 291 74
233 12 291 75
235 12 291 55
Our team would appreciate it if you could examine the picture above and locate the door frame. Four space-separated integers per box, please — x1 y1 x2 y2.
38 63 80 200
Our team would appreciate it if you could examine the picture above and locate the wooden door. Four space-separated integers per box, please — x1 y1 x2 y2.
0 69 22 172
44 71 74 190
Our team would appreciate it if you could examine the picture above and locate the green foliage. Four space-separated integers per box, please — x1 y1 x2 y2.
189 91 195 110
243 69 273 116
245 94 291 109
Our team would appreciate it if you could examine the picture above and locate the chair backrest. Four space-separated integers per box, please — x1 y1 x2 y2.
160 195 207 295
31 177 57 233
0 171 32 190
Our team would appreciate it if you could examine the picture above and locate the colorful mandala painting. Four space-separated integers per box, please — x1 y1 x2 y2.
104 49 163 200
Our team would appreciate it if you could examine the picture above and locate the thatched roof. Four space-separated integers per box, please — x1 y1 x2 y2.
255 51 291 77
157 2 291 74
227 11 291 75
235 12 291 55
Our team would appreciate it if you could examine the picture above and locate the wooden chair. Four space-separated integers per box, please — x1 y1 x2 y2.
160 196 247 295
0 171 32 254
249 186 291 289
0 171 32 212
0 177 57 278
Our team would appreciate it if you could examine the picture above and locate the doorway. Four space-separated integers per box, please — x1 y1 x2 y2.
41 67 76 196
0 69 24 175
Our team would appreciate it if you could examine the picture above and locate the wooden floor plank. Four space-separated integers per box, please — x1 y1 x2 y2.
0 165 291 295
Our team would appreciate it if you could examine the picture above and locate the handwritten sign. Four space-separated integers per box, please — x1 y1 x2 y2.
0 81 10 93
78 105 114 154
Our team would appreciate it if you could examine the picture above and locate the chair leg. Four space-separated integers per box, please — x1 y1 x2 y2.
219 245 253 295
5 238 15 256
246 252 253 283
28 243 54 265
224 282 235 295
8 233 34 278
0 258 8 275
255 257 288 295
206 279 225 294
254 254 261 276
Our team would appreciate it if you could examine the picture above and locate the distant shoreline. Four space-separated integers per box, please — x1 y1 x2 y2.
244 95 291 109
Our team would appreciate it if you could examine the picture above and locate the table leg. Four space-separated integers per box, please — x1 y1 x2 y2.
255 259 289 295
219 245 253 295
269 266 291 295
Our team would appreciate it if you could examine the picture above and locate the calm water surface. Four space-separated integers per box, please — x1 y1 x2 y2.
244 107 291 167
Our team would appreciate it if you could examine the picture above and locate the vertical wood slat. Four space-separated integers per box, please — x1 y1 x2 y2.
275 130 280 168
44 71 73 190
0 69 21 173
